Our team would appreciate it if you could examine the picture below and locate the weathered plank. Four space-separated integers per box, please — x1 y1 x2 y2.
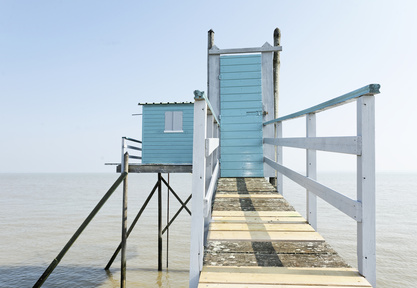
207 231 325 242
211 216 307 224
209 223 315 232
199 177 371 288
199 266 372 286
212 211 301 217
215 194 283 198
205 241 338 255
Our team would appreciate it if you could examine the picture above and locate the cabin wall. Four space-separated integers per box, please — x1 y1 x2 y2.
142 103 194 164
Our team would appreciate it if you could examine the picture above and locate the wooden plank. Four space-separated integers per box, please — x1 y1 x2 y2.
263 136 362 155
209 43 282 55
208 53 220 117
119 164 192 173
205 138 219 157
189 98 207 287
212 211 301 217
215 194 282 198
199 266 372 286
207 231 325 242
212 216 307 224
306 113 317 230
262 48 275 177
357 96 376 287
264 156 362 222
263 84 380 125
209 223 315 232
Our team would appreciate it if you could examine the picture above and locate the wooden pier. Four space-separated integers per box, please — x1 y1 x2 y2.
198 177 372 287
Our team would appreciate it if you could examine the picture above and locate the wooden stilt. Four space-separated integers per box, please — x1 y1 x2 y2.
120 152 129 288
166 173 170 268
105 181 159 270
32 172 127 288
158 173 163 271
162 194 192 234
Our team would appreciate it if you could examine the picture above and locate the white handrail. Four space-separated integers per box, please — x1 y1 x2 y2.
263 85 379 287
189 91 220 288
121 137 142 172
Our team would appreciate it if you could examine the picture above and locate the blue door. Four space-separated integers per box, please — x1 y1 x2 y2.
220 54 264 177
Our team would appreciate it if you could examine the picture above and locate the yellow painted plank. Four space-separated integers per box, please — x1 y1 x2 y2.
209 223 315 232
216 194 283 199
207 231 325 242
199 266 372 287
211 211 301 217
212 216 307 224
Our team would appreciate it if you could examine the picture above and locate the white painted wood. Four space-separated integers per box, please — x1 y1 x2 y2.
204 159 220 217
262 50 275 177
264 136 362 155
208 54 220 118
277 122 283 195
205 115 214 200
356 96 376 287
189 99 207 288
121 137 127 172
205 138 219 157
306 113 317 230
263 84 380 125
264 157 362 222
209 43 282 55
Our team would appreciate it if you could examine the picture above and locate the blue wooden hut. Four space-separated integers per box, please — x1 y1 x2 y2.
140 102 194 164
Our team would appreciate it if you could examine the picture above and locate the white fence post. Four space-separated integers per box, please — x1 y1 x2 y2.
189 96 207 288
357 96 376 287
276 121 283 195
121 137 127 172
306 113 317 230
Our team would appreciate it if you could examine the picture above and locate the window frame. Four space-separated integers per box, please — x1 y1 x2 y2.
164 110 183 133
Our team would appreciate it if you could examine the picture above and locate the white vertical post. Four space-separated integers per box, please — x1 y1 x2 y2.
276 121 283 195
262 49 275 177
121 137 127 172
357 96 376 287
206 115 214 189
189 97 207 288
306 113 317 230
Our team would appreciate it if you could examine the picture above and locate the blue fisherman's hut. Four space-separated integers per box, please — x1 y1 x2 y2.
140 102 194 164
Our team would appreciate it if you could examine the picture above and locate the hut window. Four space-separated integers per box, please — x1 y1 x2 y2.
164 111 183 132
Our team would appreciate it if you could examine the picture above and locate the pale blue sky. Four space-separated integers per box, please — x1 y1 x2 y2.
1 0 416 173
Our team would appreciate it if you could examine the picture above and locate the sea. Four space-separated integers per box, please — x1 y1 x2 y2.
0 172 416 287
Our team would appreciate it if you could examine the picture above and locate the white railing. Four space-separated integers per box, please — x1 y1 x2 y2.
263 84 380 287
189 90 220 288
120 137 142 171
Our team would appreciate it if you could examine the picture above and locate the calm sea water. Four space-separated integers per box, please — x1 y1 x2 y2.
0 172 416 287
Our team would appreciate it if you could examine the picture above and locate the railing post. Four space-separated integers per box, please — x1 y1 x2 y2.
206 114 214 190
189 93 207 288
306 113 317 230
357 96 376 287
121 137 127 172
276 121 283 195
120 152 129 288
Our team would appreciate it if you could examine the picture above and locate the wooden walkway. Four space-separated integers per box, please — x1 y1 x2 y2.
198 177 372 287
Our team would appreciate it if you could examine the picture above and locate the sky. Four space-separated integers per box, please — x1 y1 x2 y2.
1 0 416 173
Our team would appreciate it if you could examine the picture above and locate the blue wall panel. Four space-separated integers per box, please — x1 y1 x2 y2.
220 54 264 177
142 103 194 164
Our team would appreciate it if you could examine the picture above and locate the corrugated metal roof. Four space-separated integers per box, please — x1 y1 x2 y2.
138 101 193 105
